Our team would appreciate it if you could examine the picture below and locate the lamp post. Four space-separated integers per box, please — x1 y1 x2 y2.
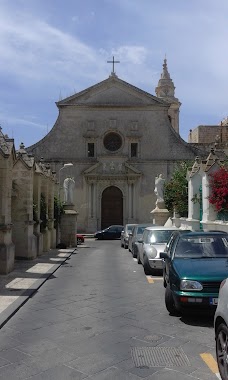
57 163 73 244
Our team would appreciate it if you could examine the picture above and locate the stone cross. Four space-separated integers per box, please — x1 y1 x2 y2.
107 56 120 74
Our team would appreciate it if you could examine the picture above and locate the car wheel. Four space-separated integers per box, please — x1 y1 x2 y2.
137 251 141 264
216 322 228 380
132 247 137 258
165 286 177 315
77 237 83 244
143 255 152 275
163 276 167 288
124 241 128 249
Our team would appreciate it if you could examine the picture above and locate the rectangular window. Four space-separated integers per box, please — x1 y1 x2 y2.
88 143 94 157
131 143 138 157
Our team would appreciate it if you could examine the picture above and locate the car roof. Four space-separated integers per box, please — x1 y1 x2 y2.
135 224 155 228
108 225 124 227
177 231 228 237
144 226 179 231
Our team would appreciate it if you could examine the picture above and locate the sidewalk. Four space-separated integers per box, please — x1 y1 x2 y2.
0 246 78 329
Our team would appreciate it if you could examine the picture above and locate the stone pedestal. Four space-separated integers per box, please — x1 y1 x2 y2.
60 204 78 247
150 200 170 226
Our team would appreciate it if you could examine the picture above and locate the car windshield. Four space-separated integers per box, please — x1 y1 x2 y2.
174 236 228 258
137 227 146 235
146 230 174 244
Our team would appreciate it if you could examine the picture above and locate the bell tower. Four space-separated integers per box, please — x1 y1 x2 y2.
155 58 181 134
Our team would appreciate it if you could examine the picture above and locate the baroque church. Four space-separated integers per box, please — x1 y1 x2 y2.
27 59 203 233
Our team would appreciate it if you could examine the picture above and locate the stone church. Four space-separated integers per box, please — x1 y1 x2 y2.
28 59 202 233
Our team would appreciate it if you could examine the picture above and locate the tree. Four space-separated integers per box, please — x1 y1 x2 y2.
164 162 190 217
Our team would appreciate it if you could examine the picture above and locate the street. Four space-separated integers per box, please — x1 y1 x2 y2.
0 239 220 379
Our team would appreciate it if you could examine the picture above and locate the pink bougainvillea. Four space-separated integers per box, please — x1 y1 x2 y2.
209 167 228 212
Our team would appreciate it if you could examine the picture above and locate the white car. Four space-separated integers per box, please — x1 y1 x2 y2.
214 278 228 380
138 226 179 275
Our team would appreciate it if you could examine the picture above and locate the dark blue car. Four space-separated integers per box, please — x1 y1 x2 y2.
94 225 124 240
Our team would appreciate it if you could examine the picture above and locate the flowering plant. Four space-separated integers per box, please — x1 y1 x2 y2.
209 167 228 212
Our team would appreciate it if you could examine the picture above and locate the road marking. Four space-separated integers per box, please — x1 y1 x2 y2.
146 276 163 284
200 353 221 379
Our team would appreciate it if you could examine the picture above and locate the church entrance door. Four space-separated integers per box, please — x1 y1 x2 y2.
101 186 123 229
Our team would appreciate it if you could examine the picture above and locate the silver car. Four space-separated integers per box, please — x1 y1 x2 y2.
121 224 136 249
214 278 228 380
138 226 179 275
129 224 155 258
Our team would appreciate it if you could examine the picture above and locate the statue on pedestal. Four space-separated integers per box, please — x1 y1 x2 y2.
154 174 165 202
63 177 75 204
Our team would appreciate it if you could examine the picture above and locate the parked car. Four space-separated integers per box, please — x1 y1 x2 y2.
121 224 137 249
161 231 228 315
129 224 155 258
138 226 179 275
77 234 85 244
214 278 228 380
94 225 124 240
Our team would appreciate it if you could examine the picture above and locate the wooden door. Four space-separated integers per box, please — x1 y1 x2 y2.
101 186 123 229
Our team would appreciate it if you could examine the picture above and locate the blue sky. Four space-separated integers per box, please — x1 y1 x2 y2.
0 0 228 149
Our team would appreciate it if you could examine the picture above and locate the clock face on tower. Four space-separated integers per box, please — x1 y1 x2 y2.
103 132 122 152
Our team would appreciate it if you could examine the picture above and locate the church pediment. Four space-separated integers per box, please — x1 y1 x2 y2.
57 76 167 108
84 161 141 181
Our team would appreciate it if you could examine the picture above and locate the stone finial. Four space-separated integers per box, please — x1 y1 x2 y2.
155 57 175 98
161 58 171 80
17 142 27 155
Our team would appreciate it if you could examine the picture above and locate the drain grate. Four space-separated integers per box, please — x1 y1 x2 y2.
131 347 190 367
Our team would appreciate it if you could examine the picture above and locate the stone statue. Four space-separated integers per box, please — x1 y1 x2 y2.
63 177 75 204
110 162 115 171
154 174 165 202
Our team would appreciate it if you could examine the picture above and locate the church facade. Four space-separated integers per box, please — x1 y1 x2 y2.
28 60 202 233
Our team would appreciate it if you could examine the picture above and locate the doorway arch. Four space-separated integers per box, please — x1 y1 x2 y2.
101 186 123 229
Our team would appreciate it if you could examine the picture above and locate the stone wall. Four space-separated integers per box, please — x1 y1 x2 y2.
0 130 59 274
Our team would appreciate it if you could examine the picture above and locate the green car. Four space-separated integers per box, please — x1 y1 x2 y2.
161 231 228 315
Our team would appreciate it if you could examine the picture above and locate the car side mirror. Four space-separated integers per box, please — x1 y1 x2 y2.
160 252 169 259
129 232 133 236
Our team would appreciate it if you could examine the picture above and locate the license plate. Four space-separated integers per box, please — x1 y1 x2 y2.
209 297 218 305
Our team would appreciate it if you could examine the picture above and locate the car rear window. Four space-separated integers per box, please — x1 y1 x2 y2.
175 236 228 258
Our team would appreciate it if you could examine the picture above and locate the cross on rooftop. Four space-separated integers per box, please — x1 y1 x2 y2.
107 56 120 74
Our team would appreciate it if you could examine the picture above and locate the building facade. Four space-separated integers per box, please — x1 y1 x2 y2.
28 60 202 233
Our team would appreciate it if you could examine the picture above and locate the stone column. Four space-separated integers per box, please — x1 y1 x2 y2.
41 176 50 252
33 170 43 256
87 181 97 232
48 177 56 248
0 150 15 274
202 172 217 222
127 182 135 223
12 152 37 260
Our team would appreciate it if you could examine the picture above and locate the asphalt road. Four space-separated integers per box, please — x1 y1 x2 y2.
0 239 220 379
